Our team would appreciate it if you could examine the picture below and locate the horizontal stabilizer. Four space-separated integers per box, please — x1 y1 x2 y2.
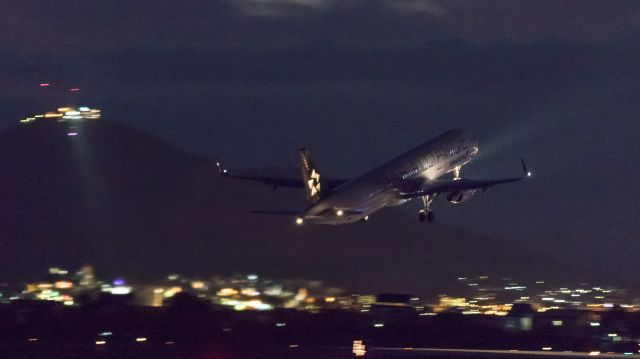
251 210 301 216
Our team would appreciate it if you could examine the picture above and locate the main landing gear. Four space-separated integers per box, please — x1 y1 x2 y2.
418 195 435 223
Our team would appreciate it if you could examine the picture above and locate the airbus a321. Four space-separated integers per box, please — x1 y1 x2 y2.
217 129 530 225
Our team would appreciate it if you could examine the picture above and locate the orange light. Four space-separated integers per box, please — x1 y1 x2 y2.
54 281 73 289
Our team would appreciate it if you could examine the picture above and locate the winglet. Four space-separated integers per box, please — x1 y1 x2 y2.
521 157 532 177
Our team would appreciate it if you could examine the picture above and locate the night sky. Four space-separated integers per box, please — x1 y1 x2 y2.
1 1 640 290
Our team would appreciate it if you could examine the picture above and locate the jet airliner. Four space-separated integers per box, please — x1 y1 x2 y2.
217 129 530 225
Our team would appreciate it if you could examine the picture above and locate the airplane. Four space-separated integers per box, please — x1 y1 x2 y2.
216 129 531 225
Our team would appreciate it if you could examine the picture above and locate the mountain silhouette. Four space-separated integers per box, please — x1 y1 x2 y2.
0 120 612 297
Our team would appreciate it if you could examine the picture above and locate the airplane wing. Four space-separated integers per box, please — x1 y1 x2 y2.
399 158 531 199
215 160 349 190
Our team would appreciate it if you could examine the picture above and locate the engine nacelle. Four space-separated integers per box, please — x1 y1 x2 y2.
446 189 476 204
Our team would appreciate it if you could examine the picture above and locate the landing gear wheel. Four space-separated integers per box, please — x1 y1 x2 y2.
427 210 435 223
419 194 436 223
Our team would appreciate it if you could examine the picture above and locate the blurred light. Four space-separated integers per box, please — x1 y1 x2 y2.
542 347 552 351
54 281 73 289
373 323 384 328
28 338 38 342
590 322 600 327
275 322 286 327
233 299 272 311
289 344 299 348
589 351 600 356
352 340 366 357
325 297 336 303
39 83 50 87
110 286 131 295
552 320 563 327
67 132 78 136
336 210 344 216
247 274 258 281
96 340 106 345
79 106 90 111
165 341 175 345
217 288 238 297
69 88 80 92
295 217 303 225
113 279 125 286
240 288 260 296
99 332 112 337
191 281 205 289
163 286 182 298
136 337 147 342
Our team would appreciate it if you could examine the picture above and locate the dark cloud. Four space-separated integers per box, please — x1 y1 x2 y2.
2 0 639 54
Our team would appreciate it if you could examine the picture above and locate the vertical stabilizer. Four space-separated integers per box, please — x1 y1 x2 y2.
299 148 321 203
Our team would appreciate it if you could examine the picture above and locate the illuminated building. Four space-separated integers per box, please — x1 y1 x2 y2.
19 106 101 124
438 296 467 311
78 265 96 288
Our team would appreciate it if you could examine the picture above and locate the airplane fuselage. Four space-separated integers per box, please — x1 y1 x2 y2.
301 130 478 224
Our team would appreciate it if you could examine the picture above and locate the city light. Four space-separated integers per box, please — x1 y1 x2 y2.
352 340 366 357
19 106 101 125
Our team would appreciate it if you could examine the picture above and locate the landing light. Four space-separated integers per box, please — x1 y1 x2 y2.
527 172 532 177
295 217 303 225
336 210 344 216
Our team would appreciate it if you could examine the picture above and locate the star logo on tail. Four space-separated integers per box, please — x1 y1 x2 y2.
307 169 321 197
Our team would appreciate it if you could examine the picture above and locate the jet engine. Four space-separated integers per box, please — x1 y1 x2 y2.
446 189 476 204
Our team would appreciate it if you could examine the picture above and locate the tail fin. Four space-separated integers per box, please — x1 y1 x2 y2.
299 147 321 203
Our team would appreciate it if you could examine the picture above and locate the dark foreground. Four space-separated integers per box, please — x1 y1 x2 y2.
1 299 639 358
